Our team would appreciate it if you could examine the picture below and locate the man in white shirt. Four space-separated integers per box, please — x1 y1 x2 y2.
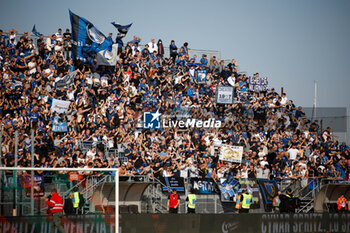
262 166 270 179
288 144 299 161
45 35 53 51
100 74 108 86
255 164 264 179
55 28 63 42
28 57 37 74
131 42 141 56
147 38 158 54
280 93 288 106
86 147 96 161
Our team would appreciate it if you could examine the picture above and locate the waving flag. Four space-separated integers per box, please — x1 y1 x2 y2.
32 25 42 37
69 10 112 60
96 44 119 66
111 21 132 35
55 70 78 89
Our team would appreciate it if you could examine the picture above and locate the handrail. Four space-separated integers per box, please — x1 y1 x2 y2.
297 199 314 213
63 178 86 198
278 179 298 194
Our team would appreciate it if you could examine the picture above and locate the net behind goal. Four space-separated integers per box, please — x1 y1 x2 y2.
0 167 119 233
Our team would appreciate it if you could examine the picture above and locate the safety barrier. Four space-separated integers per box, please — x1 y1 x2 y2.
0 213 349 233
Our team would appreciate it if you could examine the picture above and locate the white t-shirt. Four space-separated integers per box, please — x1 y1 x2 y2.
86 150 96 161
9 33 17 43
55 33 63 42
260 160 269 167
281 96 288 105
100 75 108 86
54 45 63 53
227 76 235 87
77 157 85 164
86 74 93 85
189 68 195 77
93 74 100 84
67 90 75 101
28 62 36 74
147 42 158 53
240 168 248 178
288 148 299 160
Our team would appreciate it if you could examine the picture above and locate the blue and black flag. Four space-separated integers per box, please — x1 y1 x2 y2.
111 22 132 35
69 10 112 60
32 25 42 37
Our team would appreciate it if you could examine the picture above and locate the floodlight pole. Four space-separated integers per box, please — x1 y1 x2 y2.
14 131 18 216
31 130 34 216
115 170 119 233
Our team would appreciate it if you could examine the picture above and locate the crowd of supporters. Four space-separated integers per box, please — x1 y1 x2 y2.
0 28 349 189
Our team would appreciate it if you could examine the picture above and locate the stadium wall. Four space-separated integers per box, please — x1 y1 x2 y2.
0 213 349 233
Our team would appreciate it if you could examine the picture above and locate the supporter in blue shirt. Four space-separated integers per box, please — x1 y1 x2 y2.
181 42 190 58
0 30 8 46
295 106 305 119
187 83 195 98
142 44 150 58
129 35 141 46
200 54 208 67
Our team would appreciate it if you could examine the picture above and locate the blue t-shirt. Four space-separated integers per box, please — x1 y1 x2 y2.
30 111 39 123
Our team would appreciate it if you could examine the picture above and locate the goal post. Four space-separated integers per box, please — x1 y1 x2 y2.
0 167 119 233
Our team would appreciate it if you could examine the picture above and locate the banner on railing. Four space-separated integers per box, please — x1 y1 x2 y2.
257 179 279 205
160 176 185 193
190 178 219 194
218 178 260 208
68 172 84 181
219 178 240 202
20 175 45 198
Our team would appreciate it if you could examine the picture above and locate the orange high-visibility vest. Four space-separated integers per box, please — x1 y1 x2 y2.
235 194 241 209
337 196 347 210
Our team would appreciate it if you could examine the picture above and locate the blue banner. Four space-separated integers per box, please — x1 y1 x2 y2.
190 178 219 194
160 177 185 193
257 179 279 205
52 116 67 132
32 25 42 37
69 10 112 60
111 22 132 35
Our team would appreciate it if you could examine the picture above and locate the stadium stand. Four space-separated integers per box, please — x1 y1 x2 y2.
0 28 349 216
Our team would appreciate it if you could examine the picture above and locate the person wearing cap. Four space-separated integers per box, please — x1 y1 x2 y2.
16 52 27 73
167 189 180 213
